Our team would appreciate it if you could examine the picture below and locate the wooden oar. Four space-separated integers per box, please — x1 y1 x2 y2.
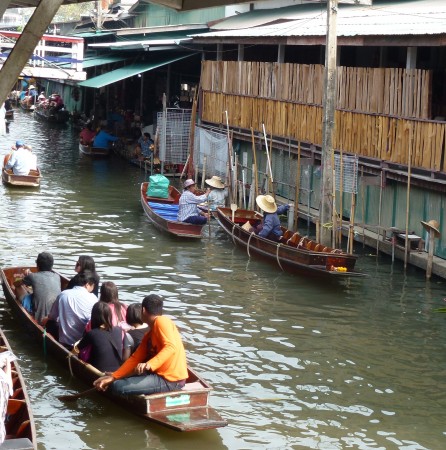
231 203 238 222
58 387 97 402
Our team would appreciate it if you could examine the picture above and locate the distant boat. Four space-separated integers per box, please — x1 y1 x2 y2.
79 141 110 157
5 109 14 119
140 182 206 238
34 104 69 124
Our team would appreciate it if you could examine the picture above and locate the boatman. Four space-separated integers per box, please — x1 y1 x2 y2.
93 125 119 149
4 141 37 175
94 294 188 395
177 179 210 225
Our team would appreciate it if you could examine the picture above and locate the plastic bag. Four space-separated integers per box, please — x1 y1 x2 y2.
146 174 170 199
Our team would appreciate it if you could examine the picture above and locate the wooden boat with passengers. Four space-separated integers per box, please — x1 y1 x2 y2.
79 142 110 157
140 182 205 238
2 154 42 188
0 267 227 432
33 104 70 124
216 207 365 278
0 327 37 449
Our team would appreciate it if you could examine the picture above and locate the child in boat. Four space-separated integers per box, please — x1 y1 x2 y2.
75 302 129 372
125 303 149 354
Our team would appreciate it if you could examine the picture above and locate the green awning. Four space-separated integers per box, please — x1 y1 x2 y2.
73 31 115 38
78 54 194 89
82 56 128 69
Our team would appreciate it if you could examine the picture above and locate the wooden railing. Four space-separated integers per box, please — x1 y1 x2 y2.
201 92 446 172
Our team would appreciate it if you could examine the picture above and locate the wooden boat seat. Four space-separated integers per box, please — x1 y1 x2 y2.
281 230 294 242
306 241 317 251
286 232 301 247
5 399 28 436
323 247 332 252
182 381 204 391
297 237 309 248
314 244 324 252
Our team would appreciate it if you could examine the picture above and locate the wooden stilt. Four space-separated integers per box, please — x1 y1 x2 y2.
294 142 301 230
404 125 413 269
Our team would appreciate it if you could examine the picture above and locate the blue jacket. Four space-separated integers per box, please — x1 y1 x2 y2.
259 205 289 238
93 130 118 149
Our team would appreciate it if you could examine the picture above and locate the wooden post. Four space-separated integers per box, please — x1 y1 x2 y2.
0 0 64 105
348 192 356 254
262 123 274 193
377 171 383 255
294 142 301 230
404 125 413 269
201 155 207 189
225 110 234 204
338 150 344 249
426 229 435 280
186 89 198 179
320 0 338 247
250 127 259 205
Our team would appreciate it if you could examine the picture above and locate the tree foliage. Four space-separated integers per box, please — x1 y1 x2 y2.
53 2 96 23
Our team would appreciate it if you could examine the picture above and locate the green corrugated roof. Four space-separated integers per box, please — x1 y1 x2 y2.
82 56 128 68
73 31 115 38
78 53 195 88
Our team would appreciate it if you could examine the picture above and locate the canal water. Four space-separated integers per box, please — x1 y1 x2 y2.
1 110 446 450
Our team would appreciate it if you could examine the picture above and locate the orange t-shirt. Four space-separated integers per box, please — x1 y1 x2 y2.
112 315 187 382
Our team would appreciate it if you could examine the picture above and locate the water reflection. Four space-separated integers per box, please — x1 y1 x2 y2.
1 110 446 449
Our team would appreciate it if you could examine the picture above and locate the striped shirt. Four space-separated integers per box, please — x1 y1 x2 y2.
177 190 208 222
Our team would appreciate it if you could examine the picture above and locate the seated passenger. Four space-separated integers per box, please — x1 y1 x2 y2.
133 132 153 161
76 302 128 372
4 141 37 175
177 179 210 225
44 270 99 349
66 255 100 297
125 303 149 354
86 282 130 332
205 176 228 210
14 252 61 324
251 194 290 242
93 126 119 149
79 123 96 145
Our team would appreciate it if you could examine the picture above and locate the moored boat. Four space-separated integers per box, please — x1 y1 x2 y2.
216 207 365 278
33 104 70 124
5 109 14 119
140 182 206 238
0 328 37 449
0 267 227 432
79 142 110 157
1 167 41 188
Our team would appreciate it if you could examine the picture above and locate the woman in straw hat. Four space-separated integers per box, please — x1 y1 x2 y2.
177 179 210 224
205 175 227 210
251 194 290 242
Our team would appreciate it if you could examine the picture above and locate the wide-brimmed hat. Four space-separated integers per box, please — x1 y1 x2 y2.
183 179 196 189
29 85 36 90
256 194 277 213
421 219 441 238
205 176 225 189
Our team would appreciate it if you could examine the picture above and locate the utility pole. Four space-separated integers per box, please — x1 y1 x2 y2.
320 0 339 247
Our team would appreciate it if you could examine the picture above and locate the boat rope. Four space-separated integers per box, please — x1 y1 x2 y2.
276 243 284 271
247 232 255 257
67 353 74 377
231 224 237 245
42 328 47 357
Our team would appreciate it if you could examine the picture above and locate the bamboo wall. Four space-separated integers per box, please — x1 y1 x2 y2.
201 61 432 119
201 92 446 172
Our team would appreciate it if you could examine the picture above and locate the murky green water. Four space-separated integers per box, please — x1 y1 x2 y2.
1 110 446 449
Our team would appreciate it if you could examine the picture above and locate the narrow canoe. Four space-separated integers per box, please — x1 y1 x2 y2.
140 182 205 238
33 106 70 124
0 328 37 449
0 267 227 432
216 207 365 278
79 142 110 157
1 168 41 188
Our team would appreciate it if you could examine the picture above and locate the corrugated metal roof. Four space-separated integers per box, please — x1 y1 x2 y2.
193 0 446 38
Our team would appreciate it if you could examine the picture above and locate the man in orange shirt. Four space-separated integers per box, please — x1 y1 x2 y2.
94 294 188 395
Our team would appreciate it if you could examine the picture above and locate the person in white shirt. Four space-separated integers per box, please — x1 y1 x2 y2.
4 141 37 175
44 270 99 349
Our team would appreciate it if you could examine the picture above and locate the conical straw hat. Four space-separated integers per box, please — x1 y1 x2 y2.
256 194 277 213
205 176 225 189
421 219 441 238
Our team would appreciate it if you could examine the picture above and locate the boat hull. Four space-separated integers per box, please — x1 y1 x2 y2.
0 328 37 449
140 182 204 238
216 207 364 278
1 168 41 187
0 267 227 432
34 106 70 123
79 142 110 157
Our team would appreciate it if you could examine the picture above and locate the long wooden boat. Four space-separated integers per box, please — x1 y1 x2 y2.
140 182 205 239
79 142 110 157
5 109 14 119
0 328 37 449
216 207 365 278
33 105 70 124
1 167 41 188
0 267 227 432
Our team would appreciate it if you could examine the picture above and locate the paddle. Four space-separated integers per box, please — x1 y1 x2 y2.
231 203 238 222
58 387 97 402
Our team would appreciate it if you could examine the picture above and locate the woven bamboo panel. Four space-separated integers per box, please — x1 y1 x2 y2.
202 91 446 172
201 61 432 120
